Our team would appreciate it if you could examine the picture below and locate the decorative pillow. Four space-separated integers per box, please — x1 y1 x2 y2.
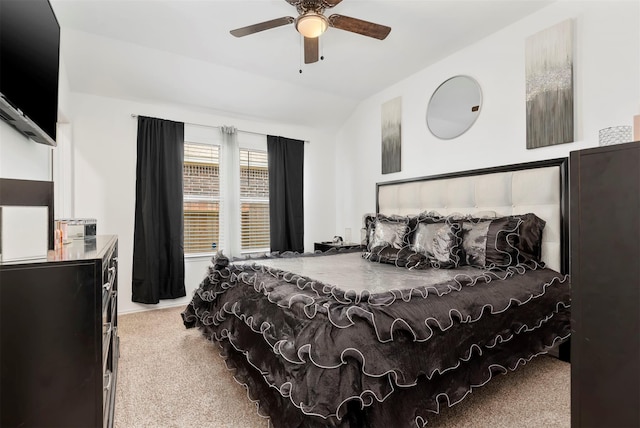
362 213 377 248
417 210 443 219
362 245 426 268
512 213 546 264
363 212 435 250
363 213 405 250
370 218 409 250
410 216 463 269
461 216 520 269
449 210 497 221
362 214 425 267
471 210 498 219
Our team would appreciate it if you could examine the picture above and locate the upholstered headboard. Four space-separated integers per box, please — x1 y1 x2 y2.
376 158 568 274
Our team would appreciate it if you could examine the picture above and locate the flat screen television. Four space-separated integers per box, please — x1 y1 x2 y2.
0 0 60 146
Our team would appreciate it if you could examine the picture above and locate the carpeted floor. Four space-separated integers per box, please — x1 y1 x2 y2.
115 306 570 428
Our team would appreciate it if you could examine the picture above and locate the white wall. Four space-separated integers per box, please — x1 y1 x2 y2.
53 53 76 218
1 47 73 182
69 92 336 314
53 123 74 218
0 122 52 180
334 0 640 239
66 0 637 315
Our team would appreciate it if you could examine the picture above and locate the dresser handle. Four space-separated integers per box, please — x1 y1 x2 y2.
103 372 112 390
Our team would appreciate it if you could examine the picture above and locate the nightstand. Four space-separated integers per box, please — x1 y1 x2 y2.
314 242 363 252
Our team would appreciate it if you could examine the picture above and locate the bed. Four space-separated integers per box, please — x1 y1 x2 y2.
182 158 571 427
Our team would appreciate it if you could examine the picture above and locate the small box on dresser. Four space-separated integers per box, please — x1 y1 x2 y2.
0 235 119 428
0 206 49 261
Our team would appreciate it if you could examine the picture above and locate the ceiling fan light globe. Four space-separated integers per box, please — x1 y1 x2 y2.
296 13 328 38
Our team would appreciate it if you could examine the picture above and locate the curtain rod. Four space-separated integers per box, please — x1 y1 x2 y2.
130 114 308 142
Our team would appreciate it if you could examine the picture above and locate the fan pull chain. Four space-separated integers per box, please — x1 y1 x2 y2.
299 35 303 74
320 36 324 61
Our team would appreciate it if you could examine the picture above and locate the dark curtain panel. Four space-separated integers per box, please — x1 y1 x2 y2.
132 116 186 304
267 135 304 253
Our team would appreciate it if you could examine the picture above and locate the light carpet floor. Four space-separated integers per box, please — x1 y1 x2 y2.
115 306 570 428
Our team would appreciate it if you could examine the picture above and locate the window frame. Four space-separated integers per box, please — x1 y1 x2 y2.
182 127 270 258
183 141 222 257
239 148 270 254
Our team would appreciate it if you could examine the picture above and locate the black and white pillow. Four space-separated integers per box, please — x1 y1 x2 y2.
362 214 427 268
512 213 546 265
461 216 520 269
410 214 464 269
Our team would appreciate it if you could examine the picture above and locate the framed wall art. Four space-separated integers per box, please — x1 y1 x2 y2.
381 96 402 174
525 19 574 149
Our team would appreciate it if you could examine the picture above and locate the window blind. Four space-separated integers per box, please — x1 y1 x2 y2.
183 142 221 254
240 149 270 252
183 140 270 255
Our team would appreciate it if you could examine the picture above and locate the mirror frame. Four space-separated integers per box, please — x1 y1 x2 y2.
426 75 483 140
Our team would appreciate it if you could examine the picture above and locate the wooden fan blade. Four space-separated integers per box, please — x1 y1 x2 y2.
328 14 391 40
304 37 319 64
322 0 343 7
285 0 342 9
230 16 294 37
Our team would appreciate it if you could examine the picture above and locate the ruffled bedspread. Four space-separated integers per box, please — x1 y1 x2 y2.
182 251 570 427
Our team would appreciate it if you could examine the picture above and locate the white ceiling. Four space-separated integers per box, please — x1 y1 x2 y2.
50 0 554 130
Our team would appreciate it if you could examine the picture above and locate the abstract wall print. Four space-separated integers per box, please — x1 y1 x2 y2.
381 96 402 174
525 19 574 149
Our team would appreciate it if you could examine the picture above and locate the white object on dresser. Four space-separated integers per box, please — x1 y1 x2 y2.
0 206 48 261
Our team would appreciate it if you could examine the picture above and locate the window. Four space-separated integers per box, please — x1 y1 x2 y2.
183 142 220 254
240 150 270 252
183 128 270 256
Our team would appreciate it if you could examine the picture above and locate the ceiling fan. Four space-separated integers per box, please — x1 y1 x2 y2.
230 0 391 64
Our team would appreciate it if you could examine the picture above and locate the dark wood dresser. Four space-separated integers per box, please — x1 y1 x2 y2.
570 141 640 427
0 235 119 428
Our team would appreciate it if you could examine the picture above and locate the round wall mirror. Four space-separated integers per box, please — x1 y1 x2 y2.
426 75 482 140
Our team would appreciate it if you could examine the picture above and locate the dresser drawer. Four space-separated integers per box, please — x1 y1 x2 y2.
101 276 114 371
103 356 118 428
101 266 116 316
103 370 112 426
102 238 118 428
102 322 111 372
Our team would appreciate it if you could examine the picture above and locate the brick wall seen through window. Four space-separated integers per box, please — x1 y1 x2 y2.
183 142 269 254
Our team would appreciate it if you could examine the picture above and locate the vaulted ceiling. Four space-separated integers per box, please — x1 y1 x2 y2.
50 0 554 130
